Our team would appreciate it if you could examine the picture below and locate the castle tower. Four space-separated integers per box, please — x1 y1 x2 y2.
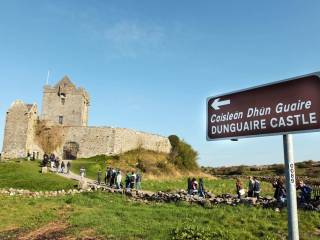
2 101 38 159
41 76 90 126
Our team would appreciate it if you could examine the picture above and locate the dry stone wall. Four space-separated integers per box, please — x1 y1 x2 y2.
53 126 171 159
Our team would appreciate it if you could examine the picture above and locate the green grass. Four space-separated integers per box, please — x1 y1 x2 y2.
0 160 76 191
0 192 319 240
142 178 275 196
70 155 110 180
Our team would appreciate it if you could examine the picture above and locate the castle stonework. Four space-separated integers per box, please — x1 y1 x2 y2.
1 76 171 159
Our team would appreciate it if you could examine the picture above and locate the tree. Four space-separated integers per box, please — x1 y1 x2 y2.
168 135 198 170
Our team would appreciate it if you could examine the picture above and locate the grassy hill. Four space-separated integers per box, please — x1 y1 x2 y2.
71 149 202 180
0 160 76 191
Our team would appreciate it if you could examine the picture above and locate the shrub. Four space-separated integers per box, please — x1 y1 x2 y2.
169 135 198 171
171 226 234 240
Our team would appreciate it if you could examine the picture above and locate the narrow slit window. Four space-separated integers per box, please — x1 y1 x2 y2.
59 116 63 124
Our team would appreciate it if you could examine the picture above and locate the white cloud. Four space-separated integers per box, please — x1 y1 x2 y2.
103 21 165 57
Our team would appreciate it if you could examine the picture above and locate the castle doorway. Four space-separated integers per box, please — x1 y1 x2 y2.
63 142 79 160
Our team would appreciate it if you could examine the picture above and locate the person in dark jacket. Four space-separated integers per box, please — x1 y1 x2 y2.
248 176 254 197
297 180 312 204
236 178 244 199
106 168 112 185
67 161 71 174
187 178 192 194
253 177 261 200
198 178 205 198
273 178 286 203
97 169 102 184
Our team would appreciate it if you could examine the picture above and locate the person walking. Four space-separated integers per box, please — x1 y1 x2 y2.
198 178 205 197
97 169 102 184
110 168 117 187
125 172 132 190
67 161 71 174
187 178 192 195
273 178 286 203
80 166 86 179
253 177 261 200
135 173 142 190
61 161 65 173
296 180 312 204
106 168 112 186
191 178 198 195
248 176 254 197
130 171 136 189
236 178 245 199
116 170 122 189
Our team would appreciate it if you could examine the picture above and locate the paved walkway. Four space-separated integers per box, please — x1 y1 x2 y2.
56 170 94 184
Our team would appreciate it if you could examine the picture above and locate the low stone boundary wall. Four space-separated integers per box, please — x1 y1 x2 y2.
1 185 319 212
0 188 93 197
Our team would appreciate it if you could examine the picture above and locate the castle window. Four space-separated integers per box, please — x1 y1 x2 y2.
59 115 63 124
61 97 65 105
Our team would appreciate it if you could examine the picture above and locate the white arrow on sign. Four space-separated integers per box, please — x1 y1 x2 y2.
211 98 230 110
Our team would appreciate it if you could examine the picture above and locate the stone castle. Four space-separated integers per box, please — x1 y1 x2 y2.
1 76 171 160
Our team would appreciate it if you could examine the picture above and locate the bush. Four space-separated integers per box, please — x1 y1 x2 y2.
171 226 234 240
169 135 198 170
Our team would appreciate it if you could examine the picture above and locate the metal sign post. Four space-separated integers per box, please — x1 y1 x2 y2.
205 73 320 239
283 134 299 240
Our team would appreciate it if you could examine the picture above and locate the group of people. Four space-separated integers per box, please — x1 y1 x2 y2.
95 167 142 191
42 153 71 174
236 176 261 199
187 178 206 197
236 176 313 205
272 178 313 205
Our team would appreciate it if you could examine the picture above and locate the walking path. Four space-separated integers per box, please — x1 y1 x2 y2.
56 170 94 184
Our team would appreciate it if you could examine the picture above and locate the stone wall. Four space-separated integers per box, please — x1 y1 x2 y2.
113 128 171 154
53 126 171 159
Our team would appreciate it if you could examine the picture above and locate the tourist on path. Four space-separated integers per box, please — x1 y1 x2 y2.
106 168 112 185
135 173 142 190
116 170 122 189
236 178 245 199
198 178 205 197
187 178 192 194
110 168 117 187
296 180 312 204
130 171 136 189
125 172 132 190
273 178 286 203
61 161 65 173
253 177 261 200
97 170 102 184
55 159 61 173
80 166 86 179
67 161 71 174
191 178 198 195
248 176 254 197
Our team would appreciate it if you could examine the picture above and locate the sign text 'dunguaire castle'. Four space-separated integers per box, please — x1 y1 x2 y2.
207 74 320 140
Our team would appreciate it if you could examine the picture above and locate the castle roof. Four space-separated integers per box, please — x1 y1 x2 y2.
55 75 77 90
26 104 34 111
